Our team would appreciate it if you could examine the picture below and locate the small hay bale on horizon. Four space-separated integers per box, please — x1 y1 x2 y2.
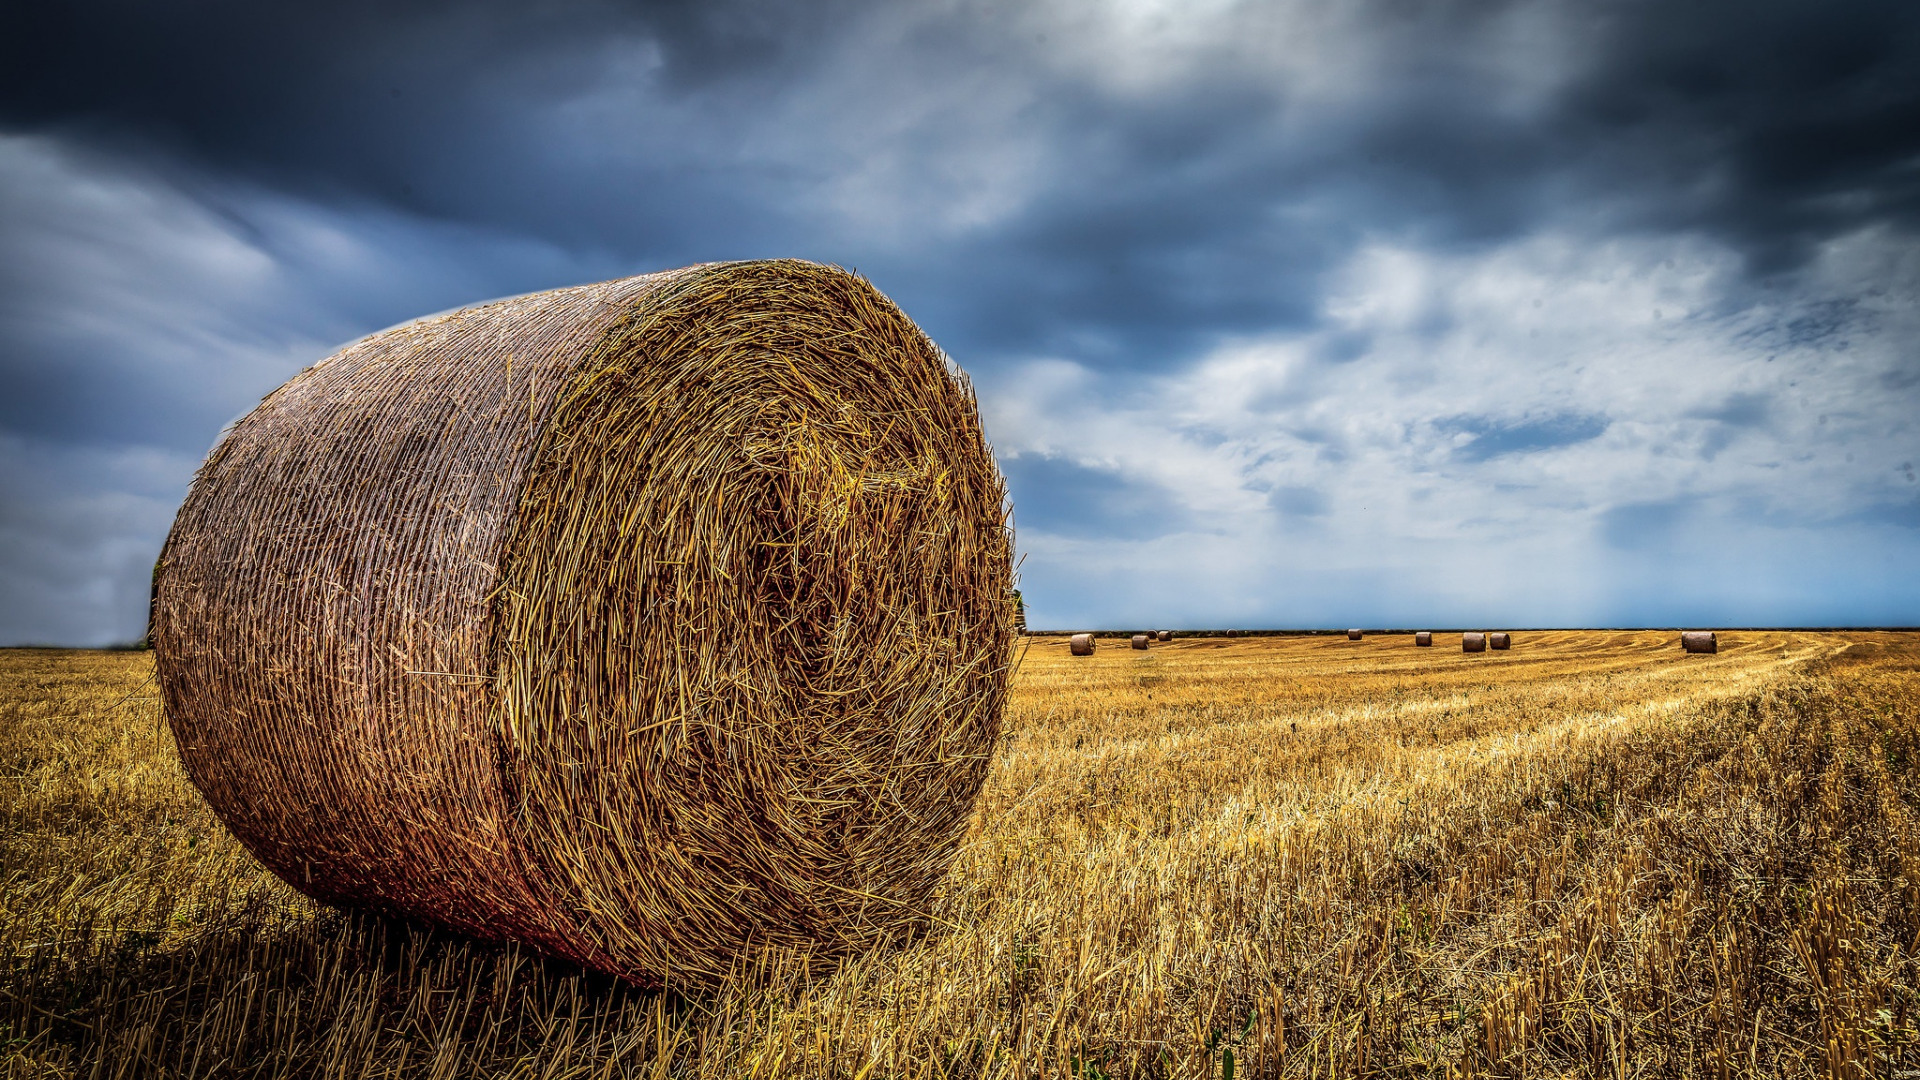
1157 630 1171 642
1347 628 1363 640
1071 633 1096 655
151 260 1014 990
1415 631 1432 646
1131 634 1149 650
1463 632 1487 653
1490 632 1511 650
1682 630 1718 654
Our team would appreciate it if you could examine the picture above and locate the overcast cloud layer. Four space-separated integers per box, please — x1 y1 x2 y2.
3 0 1918 643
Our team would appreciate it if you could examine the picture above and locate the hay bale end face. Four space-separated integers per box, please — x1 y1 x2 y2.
1157 630 1171 642
1071 633 1096 656
1347 629 1363 640
1682 630 1718 654
1415 631 1432 646
1131 634 1149 650
1489 632 1511 650
1462 632 1487 653
151 260 1014 989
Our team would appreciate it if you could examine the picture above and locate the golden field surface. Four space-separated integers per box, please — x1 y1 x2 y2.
2 631 1918 1078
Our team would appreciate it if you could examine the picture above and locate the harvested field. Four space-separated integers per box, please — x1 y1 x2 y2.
4 630 1919 1077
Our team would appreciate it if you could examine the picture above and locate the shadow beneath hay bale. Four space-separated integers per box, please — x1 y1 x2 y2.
2 901 693 1074
2 886 937 1075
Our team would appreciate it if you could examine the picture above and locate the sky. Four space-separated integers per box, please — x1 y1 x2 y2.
1 0 1918 644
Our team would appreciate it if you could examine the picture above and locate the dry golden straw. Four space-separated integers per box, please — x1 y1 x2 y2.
1490 632 1511 650
1070 633 1095 656
1682 630 1718 653
1463 632 1487 653
150 259 1014 989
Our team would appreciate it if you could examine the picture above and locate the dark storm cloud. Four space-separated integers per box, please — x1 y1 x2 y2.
8 0 1917 359
0 1 830 172
4 0 1920 642
0 0 852 281
1562 1 1920 268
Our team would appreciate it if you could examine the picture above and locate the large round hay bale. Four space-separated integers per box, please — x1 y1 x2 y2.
1346 628 1363 641
1489 632 1511 650
151 260 1014 989
1462 632 1487 653
1414 631 1432 646
1682 630 1717 654
1071 633 1095 656
1131 634 1149 650
1157 630 1171 642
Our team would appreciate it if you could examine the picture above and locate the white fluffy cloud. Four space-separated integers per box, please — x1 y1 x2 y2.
984 225 1920 629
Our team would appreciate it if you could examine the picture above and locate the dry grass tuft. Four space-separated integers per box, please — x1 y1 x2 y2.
4 631 1919 1077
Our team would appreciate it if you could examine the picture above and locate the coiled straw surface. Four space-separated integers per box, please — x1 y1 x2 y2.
1130 634 1149 650
1462 632 1487 653
1070 634 1095 656
152 260 1014 988
1490 632 1511 650
1682 631 1718 654
1415 631 1432 646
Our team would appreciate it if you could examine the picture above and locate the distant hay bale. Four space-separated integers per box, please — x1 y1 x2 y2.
1347 629 1363 641
1415 631 1432 646
1682 630 1718 654
151 260 1014 990
1225 629 1239 638
1131 634 1149 650
1490 632 1511 650
1462 632 1487 653
1071 633 1096 656
1157 630 1171 642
